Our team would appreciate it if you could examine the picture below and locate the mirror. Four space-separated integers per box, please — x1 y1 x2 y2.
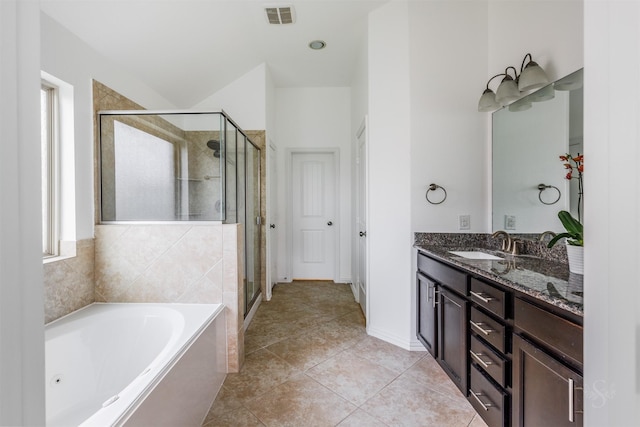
492 68 583 234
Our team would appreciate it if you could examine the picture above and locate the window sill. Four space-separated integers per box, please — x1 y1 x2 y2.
43 240 76 264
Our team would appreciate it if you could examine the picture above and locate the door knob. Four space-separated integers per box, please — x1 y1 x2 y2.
327 221 333 226
359 231 367 237
270 224 275 229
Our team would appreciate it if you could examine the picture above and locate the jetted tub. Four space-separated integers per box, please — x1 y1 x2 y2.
45 303 226 426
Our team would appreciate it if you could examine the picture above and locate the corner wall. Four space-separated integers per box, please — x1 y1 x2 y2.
367 1 413 348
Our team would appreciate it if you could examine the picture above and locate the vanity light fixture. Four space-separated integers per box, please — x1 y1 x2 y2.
518 53 549 91
478 53 550 112
495 67 521 106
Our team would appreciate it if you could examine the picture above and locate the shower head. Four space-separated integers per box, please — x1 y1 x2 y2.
206 139 220 158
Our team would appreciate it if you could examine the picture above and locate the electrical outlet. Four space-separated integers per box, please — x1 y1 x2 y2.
459 214 471 230
505 215 516 230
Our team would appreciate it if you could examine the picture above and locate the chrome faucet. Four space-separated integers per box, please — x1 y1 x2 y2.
539 230 557 242
491 230 512 252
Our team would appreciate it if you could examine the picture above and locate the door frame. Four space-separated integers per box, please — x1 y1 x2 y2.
285 147 340 282
355 117 369 319
265 140 277 300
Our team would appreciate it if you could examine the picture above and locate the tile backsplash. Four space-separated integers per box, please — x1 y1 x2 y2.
43 239 95 323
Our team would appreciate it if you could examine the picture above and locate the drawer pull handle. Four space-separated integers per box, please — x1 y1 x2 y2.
470 320 495 335
431 288 440 308
470 291 495 304
569 378 582 423
469 389 493 411
469 350 493 369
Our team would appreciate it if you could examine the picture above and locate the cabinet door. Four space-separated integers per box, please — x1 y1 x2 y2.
417 273 438 357
512 335 583 427
438 286 468 394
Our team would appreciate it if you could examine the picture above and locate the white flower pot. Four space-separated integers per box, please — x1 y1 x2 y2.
566 244 584 275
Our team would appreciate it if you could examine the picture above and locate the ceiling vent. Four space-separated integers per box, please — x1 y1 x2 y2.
265 6 295 24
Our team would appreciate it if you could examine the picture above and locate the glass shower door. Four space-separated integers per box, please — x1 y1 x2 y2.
245 141 261 314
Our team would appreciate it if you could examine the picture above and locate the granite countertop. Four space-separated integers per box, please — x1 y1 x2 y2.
415 243 583 317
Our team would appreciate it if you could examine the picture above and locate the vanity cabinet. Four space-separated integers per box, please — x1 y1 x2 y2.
468 278 511 427
416 272 438 356
416 250 583 427
438 286 469 394
416 252 468 394
512 298 583 427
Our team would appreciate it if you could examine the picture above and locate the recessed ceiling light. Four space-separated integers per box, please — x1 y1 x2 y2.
308 40 326 50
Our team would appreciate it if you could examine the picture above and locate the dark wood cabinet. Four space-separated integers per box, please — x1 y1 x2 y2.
512 335 583 427
417 252 468 394
416 250 583 427
416 272 438 357
438 286 468 394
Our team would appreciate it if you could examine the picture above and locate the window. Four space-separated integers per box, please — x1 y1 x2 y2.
41 71 76 262
41 82 58 257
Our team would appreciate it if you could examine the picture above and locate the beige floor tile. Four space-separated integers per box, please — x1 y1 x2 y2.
360 374 477 427
402 353 464 397
205 281 482 427
468 413 490 427
222 348 302 402
245 375 357 427
341 335 425 374
307 351 400 405
336 409 388 427
265 332 347 371
203 406 266 427
202 385 244 422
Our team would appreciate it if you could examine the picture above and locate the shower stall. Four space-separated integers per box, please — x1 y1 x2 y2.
98 110 262 314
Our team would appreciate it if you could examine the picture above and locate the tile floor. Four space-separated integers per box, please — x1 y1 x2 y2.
203 281 488 427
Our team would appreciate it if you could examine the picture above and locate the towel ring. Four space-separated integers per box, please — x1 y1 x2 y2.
537 183 561 205
426 183 447 205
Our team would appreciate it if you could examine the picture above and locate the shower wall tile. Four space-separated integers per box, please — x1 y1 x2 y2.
44 239 95 323
95 223 244 372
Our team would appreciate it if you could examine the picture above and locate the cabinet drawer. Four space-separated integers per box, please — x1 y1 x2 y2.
417 253 467 296
470 278 506 318
470 307 507 354
514 298 583 367
470 334 508 387
469 364 508 427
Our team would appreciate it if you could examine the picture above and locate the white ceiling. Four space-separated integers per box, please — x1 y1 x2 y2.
40 0 387 107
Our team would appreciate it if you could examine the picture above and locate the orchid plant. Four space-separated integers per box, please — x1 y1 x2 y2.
560 153 584 222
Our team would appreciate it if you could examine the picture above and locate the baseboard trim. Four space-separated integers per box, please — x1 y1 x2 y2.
366 326 418 351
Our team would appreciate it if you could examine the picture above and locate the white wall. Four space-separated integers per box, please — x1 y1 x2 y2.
191 63 267 130
367 1 413 348
584 1 640 424
274 87 352 283
0 1 45 424
40 12 177 240
409 1 489 234
488 0 584 83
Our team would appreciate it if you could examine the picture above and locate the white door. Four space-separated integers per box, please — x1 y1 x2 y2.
267 142 278 299
356 121 368 317
291 152 336 280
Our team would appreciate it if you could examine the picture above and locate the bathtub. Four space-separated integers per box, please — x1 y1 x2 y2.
45 303 226 427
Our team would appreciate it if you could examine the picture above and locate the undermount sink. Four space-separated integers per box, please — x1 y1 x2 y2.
449 251 504 260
